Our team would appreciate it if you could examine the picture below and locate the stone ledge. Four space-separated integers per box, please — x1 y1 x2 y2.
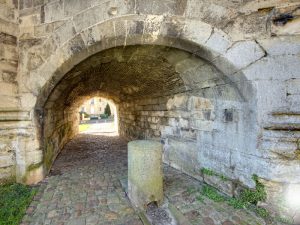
0 110 31 121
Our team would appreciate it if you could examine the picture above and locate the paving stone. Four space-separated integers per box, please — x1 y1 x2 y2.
21 135 275 225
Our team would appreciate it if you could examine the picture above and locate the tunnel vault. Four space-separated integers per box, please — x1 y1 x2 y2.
36 44 257 199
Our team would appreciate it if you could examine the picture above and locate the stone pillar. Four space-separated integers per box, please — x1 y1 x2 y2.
128 140 163 209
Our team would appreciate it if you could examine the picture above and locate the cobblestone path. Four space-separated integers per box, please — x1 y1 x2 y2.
22 135 278 225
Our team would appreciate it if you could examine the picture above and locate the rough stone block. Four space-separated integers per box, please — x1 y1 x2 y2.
286 79 300 95
203 173 234 196
225 41 265 69
0 61 17 73
0 3 16 22
25 165 44 184
175 56 201 74
0 155 14 167
166 94 189 110
182 19 212 45
253 80 288 122
164 138 199 177
128 140 163 209
205 29 231 54
190 119 213 131
243 55 300 81
198 143 231 169
135 0 186 16
257 36 300 56
0 166 15 184
161 126 174 137
0 32 17 45
73 3 112 32
0 19 18 37
188 96 213 111
0 82 17 95
44 0 64 23
53 20 76 47
64 0 90 17
287 94 300 112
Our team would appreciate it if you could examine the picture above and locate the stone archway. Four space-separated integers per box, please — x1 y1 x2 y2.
17 15 264 185
0 0 297 221
30 37 260 194
18 16 266 191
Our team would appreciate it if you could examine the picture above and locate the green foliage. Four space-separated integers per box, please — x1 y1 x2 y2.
188 174 272 221
200 168 229 181
201 168 215 176
196 195 204 202
202 185 226 202
227 198 247 209
27 162 43 172
240 175 267 205
104 103 111 117
187 186 198 194
100 114 108 119
0 183 37 225
255 207 270 218
275 216 294 224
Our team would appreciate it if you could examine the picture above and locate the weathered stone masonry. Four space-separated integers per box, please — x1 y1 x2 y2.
0 0 300 220
0 0 20 183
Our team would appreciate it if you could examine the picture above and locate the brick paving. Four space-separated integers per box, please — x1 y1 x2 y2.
22 134 281 225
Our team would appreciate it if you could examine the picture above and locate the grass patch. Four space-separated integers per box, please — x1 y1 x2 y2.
190 174 273 221
79 124 90 132
227 198 247 209
187 186 198 194
240 175 266 205
255 207 270 218
200 168 228 181
196 195 205 202
0 183 37 225
202 185 226 202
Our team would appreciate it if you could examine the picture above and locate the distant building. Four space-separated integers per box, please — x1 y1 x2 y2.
80 97 114 117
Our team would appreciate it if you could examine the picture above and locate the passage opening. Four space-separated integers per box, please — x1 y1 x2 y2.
78 97 118 136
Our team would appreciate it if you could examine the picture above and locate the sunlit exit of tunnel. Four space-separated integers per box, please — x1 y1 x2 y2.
78 97 118 135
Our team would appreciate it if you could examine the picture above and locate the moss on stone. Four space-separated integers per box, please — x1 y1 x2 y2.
27 162 43 172
21 162 44 183
44 141 54 172
0 175 16 185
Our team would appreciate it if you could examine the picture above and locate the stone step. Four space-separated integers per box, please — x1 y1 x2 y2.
266 111 300 126
0 110 31 121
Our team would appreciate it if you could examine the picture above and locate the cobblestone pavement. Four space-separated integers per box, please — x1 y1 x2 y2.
163 167 270 225
22 135 278 225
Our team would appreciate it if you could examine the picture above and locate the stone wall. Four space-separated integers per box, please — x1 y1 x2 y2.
119 91 257 191
0 0 19 183
0 0 299 220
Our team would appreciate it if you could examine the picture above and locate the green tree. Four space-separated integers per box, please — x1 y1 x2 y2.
104 103 111 116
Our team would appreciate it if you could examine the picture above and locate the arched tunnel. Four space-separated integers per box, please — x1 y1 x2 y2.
36 45 257 186
1 0 300 223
